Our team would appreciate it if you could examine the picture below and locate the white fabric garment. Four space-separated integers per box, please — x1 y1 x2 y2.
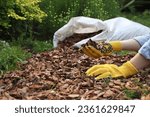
53 16 150 48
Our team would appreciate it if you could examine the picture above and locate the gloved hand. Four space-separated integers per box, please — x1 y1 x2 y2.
80 39 122 58
86 61 138 80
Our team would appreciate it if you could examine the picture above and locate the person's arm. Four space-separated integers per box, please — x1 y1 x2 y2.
117 39 141 51
131 37 150 70
130 53 150 70
111 34 150 51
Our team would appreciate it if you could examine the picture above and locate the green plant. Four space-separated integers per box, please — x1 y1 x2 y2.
82 0 120 19
0 41 10 50
39 0 120 38
31 40 53 53
0 45 31 73
0 0 46 28
39 0 80 36
0 0 47 40
124 89 141 99
115 51 129 56
121 10 150 27
119 0 150 12
11 37 53 53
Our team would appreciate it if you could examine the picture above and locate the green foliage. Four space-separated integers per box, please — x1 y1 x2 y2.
39 0 120 37
0 42 31 73
0 0 12 28
11 37 53 53
115 50 130 56
39 0 80 35
119 0 150 12
0 0 47 28
10 0 47 22
0 41 10 50
0 37 52 73
31 40 53 53
124 89 141 99
0 0 47 41
122 10 150 27
82 0 120 19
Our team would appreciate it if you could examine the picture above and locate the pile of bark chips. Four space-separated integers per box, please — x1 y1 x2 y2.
0 32 150 100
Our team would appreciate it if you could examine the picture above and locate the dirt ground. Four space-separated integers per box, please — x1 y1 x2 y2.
0 33 150 100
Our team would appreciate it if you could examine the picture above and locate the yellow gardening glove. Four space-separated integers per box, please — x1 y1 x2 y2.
86 61 138 80
80 39 122 58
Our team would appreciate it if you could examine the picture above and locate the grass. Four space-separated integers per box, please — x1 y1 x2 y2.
0 44 31 74
114 50 131 56
10 38 53 53
0 38 53 74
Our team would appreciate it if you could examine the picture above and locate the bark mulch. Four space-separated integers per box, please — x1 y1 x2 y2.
0 33 150 100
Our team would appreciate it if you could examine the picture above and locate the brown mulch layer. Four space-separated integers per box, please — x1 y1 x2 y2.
0 33 150 100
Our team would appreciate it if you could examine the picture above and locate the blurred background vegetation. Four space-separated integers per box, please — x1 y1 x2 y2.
0 0 150 73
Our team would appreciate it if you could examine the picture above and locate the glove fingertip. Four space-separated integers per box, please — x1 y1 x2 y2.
86 72 92 76
95 76 103 80
95 77 100 80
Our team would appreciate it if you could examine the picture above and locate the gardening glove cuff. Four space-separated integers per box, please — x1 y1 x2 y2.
119 61 138 78
109 41 122 51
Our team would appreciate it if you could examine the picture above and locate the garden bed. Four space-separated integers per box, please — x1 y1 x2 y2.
0 33 150 100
